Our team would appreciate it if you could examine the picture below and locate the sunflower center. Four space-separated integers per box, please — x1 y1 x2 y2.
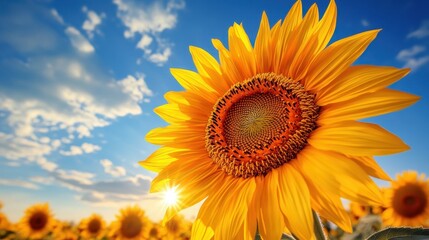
393 183 428 218
206 73 319 178
166 219 179 234
149 227 159 237
88 219 101 234
121 214 143 238
29 211 48 231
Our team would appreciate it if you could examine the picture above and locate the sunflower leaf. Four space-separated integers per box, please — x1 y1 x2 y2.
313 210 327 240
366 227 429 240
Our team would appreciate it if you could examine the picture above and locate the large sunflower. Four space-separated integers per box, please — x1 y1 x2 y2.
17 203 54 239
109 205 151 240
382 171 429 226
79 214 106 239
141 0 418 239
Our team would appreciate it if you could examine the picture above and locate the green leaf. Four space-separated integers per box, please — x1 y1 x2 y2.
367 227 429 240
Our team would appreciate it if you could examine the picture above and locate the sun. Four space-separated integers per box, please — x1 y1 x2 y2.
163 187 179 207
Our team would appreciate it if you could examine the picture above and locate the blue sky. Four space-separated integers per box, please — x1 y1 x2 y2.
0 0 428 223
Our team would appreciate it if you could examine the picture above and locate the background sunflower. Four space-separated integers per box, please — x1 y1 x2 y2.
383 171 429 226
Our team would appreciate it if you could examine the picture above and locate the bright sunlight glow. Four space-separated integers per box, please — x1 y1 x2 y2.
163 187 179 206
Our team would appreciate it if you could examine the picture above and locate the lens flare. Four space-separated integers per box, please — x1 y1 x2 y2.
163 187 178 206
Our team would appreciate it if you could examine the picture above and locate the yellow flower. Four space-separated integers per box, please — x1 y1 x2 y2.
164 215 190 240
148 223 166 240
52 220 78 240
110 205 151 240
0 212 10 231
141 0 418 239
382 171 429 226
79 214 106 239
17 203 54 239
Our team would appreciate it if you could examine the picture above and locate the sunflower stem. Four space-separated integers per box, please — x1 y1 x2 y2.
313 210 327 240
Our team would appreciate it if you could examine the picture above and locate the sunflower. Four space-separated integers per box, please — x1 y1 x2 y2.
0 212 10 231
348 201 370 225
147 223 167 240
109 205 151 240
382 171 429 226
141 0 418 239
52 221 78 240
78 214 106 239
164 215 190 240
17 203 54 239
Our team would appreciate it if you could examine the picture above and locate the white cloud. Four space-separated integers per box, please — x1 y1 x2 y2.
148 47 172 66
113 0 185 65
60 143 101 156
100 159 126 177
361 19 369 27
65 26 95 53
51 9 64 25
396 45 429 70
82 6 104 38
408 20 429 39
30 176 54 185
55 169 95 185
0 179 39 190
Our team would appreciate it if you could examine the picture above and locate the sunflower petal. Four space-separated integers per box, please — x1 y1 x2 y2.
317 65 410 105
170 68 218 103
291 157 352 232
281 3 319 77
194 178 255 240
192 218 214 240
258 170 285 240
309 121 409 156
228 23 257 79
272 0 302 71
349 156 391 181
297 146 383 205
139 147 185 172
212 38 243 85
278 164 314 240
254 12 272 72
189 46 230 94
145 125 205 148
304 30 380 92
319 89 420 125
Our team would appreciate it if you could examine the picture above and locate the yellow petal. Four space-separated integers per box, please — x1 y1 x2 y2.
304 30 380 92
281 3 319 76
309 121 409 156
278 164 314 240
189 46 230 94
291 157 352 232
254 12 272 73
150 151 215 193
273 0 302 71
257 170 285 240
290 0 337 80
192 218 214 240
348 156 391 181
154 103 191 124
297 146 383 206
228 23 256 79
139 147 185 173
145 124 205 148
212 38 243 85
170 68 218 103
319 89 420 125
317 65 410 105
193 178 255 240
163 171 224 223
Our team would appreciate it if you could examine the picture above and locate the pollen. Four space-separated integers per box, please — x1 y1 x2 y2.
206 73 319 178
